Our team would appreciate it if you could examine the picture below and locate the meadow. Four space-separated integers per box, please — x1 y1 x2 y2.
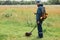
0 5 60 40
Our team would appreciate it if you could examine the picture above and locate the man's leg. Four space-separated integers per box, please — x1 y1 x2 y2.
37 21 43 38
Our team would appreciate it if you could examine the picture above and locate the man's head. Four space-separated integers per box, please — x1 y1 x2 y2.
36 1 43 7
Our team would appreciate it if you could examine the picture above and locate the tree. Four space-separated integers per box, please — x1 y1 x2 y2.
21 0 24 5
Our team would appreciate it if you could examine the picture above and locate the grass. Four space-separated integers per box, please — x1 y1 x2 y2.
0 5 60 40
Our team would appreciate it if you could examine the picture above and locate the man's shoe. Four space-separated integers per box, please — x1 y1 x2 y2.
38 33 43 38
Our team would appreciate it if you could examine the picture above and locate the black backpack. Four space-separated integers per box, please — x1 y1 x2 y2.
42 7 46 14
40 7 48 20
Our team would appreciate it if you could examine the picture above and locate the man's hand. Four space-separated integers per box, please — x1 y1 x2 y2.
40 17 43 19
40 13 48 21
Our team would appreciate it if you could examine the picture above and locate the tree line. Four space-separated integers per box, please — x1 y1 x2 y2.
0 0 60 5
48 0 60 5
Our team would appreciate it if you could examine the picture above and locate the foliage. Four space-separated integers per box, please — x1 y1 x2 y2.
48 0 60 4
0 1 35 5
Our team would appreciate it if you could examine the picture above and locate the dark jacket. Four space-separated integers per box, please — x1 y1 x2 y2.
36 6 43 21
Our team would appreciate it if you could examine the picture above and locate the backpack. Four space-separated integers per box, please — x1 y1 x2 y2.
40 7 48 20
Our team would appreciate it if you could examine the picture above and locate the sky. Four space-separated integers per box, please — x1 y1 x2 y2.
0 0 48 2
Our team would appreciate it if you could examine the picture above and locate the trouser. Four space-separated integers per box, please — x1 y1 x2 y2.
37 20 43 38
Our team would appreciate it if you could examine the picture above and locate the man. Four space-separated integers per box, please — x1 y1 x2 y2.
36 3 44 38
34 2 47 38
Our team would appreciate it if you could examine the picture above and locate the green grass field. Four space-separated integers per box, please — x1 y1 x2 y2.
0 5 60 40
